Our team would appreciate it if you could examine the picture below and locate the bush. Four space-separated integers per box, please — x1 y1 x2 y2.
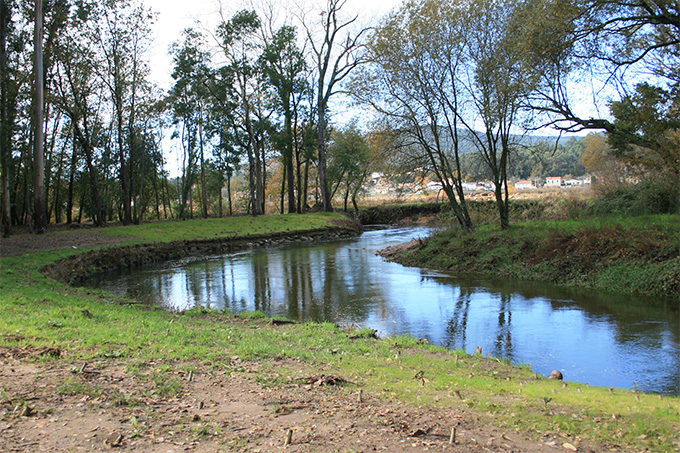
593 176 679 216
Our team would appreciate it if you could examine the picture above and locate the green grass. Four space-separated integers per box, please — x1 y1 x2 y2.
98 213 343 243
1 213 679 451
398 214 680 300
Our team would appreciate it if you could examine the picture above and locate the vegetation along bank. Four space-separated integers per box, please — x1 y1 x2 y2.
380 214 680 302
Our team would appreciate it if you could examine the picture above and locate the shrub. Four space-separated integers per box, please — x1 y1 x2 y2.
593 176 679 216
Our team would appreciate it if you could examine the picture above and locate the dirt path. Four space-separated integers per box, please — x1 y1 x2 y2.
0 348 574 452
0 227 129 257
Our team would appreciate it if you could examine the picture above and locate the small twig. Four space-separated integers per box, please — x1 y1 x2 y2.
188 370 193 382
449 426 456 444
284 428 293 446
357 389 363 403
79 363 87 374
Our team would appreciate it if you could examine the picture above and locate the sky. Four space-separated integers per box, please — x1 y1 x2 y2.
142 0 402 177
144 0 401 91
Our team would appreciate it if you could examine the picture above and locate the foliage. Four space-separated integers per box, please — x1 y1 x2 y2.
358 0 474 230
608 83 680 175
327 123 371 212
394 214 680 300
516 0 680 178
592 177 680 216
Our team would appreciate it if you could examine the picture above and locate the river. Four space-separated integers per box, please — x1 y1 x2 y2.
84 226 680 395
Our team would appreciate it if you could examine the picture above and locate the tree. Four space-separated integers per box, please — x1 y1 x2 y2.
169 28 210 219
356 0 474 230
580 132 611 174
93 0 155 224
217 10 266 216
0 0 16 236
260 25 307 213
327 123 369 212
608 83 679 175
458 0 535 229
517 0 680 176
52 3 106 227
304 0 368 212
33 0 46 233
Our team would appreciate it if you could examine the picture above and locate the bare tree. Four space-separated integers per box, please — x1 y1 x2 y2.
303 0 368 212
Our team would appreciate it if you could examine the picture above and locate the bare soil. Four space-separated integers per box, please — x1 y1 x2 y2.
0 224 129 257
0 346 577 452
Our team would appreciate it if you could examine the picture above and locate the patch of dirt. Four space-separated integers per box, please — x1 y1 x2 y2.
0 229 129 257
0 354 577 452
376 240 424 259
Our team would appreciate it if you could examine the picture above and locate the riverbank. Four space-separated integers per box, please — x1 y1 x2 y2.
381 214 680 302
1 214 679 451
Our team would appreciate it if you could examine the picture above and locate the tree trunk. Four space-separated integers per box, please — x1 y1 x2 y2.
280 162 286 214
51 145 65 223
227 173 232 216
317 104 332 212
66 131 77 224
199 108 208 218
218 178 223 218
0 0 10 236
73 120 104 227
33 0 46 234
284 110 295 213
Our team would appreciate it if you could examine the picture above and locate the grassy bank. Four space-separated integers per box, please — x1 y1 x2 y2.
392 214 680 301
1 214 679 451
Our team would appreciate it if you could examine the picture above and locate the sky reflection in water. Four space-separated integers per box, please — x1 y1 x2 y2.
85 226 680 395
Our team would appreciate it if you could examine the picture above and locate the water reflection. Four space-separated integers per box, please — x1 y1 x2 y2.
84 226 680 395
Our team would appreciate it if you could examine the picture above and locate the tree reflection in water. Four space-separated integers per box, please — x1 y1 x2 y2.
83 227 679 395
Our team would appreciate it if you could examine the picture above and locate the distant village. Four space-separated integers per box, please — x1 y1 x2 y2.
366 173 600 197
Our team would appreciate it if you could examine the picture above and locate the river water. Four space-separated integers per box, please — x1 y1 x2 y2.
84 226 680 395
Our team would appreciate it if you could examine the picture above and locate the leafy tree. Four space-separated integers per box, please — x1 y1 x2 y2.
169 28 210 219
608 83 679 176
52 3 107 227
357 0 473 231
217 10 266 215
580 133 611 174
260 25 307 213
93 0 155 224
459 0 537 229
327 123 369 212
0 0 18 236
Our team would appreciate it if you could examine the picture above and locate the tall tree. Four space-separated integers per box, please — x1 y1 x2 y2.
169 28 209 219
459 0 534 229
33 0 46 233
0 0 15 236
93 0 155 224
356 0 473 230
304 0 368 212
260 25 307 213
217 10 266 215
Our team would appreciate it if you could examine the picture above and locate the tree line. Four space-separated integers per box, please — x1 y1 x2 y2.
1 0 677 237
0 0 369 236
354 0 679 230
